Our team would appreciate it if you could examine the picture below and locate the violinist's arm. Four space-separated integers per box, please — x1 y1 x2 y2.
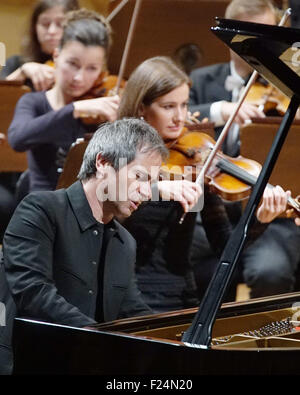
189 67 265 126
4 67 25 82
8 93 83 152
6 62 55 91
256 185 290 223
220 101 265 126
258 186 300 227
201 184 290 257
0 56 24 79
73 95 120 122
156 180 203 213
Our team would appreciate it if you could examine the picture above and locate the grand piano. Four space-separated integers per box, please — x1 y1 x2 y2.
12 17 300 375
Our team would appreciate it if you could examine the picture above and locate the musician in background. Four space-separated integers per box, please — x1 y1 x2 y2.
189 0 300 299
0 118 165 375
0 0 80 242
0 0 79 91
172 43 204 75
190 0 273 152
7 9 120 194
118 56 290 312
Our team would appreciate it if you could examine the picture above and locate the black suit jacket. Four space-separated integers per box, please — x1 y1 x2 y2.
189 62 241 156
0 181 150 374
189 62 231 125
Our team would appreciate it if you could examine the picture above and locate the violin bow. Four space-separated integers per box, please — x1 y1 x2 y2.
179 7 291 224
113 0 143 95
106 0 129 23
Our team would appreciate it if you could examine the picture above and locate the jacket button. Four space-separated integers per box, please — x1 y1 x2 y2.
93 230 98 236
92 261 97 265
88 290 94 295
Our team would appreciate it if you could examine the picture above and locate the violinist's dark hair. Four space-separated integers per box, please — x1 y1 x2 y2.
118 56 191 119
22 0 79 63
59 9 112 52
78 118 168 181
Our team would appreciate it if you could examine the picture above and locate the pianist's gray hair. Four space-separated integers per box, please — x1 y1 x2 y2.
225 0 276 20
77 118 168 181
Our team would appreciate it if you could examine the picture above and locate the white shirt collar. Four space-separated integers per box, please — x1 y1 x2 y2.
225 61 245 92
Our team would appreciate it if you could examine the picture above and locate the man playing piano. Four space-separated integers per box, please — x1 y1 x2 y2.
0 116 293 375
0 118 169 374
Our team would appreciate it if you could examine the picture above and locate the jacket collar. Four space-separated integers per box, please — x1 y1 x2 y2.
66 181 124 243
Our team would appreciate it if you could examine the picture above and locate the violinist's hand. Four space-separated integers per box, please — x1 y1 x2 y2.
73 95 120 122
19 62 55 91
256 185 290 223
221 101 265 126
158 180 202 213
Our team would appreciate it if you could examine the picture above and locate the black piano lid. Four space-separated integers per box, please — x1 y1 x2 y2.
181 19 300 347
211 18 300 99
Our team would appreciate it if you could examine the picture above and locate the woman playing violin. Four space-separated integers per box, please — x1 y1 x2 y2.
0 0 79 91
8 9 120 193
118 56 290 312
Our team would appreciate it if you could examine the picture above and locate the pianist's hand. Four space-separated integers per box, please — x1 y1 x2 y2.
256 185 290 223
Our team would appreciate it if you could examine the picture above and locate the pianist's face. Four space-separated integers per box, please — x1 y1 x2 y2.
53 40 105 99
95 150 162 219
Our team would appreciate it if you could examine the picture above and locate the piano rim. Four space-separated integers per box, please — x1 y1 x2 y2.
14 291 300 351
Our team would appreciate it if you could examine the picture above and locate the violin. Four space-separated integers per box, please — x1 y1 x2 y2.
75 70 126 125
78 70 126 100
160 128 300 217
161 128 261 201
245 78 289 117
